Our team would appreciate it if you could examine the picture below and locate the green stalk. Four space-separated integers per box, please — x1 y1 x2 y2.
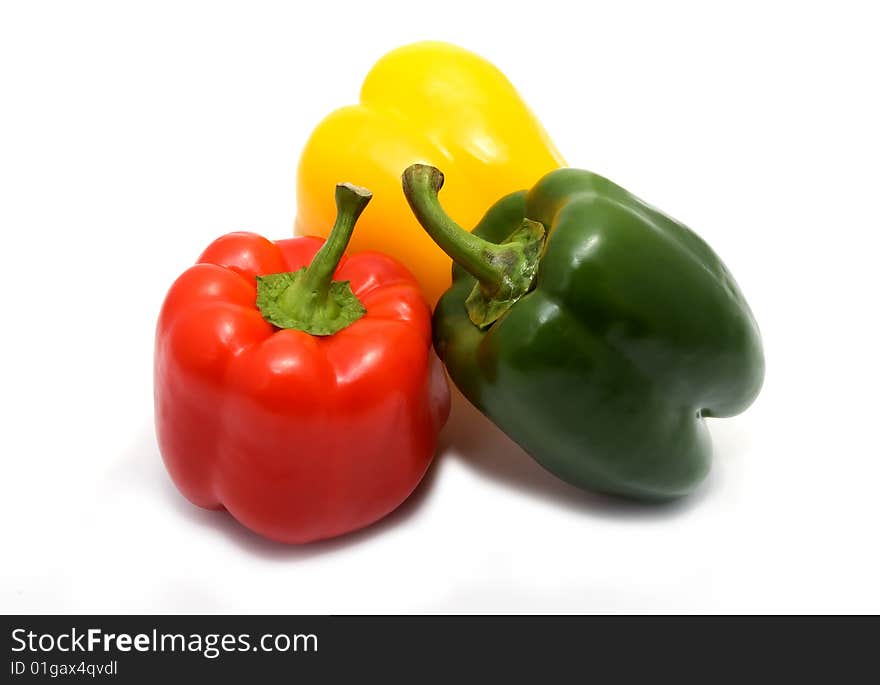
255 183 371 336
402 164 544 328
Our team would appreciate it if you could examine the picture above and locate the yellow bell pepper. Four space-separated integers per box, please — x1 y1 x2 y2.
295 41 565 305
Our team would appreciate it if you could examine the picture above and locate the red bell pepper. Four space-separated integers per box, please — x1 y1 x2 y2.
154 184 450 543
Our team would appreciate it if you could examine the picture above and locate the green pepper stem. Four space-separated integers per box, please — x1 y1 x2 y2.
402 165 508 292
402 164 545 328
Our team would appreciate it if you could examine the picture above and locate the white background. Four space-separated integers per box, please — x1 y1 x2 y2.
2 0 878 613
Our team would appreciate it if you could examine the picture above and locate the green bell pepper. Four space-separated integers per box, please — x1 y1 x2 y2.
402 164 764 500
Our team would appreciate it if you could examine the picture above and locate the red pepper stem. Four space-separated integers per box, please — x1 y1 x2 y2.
254 183 370 336
297 183 371 301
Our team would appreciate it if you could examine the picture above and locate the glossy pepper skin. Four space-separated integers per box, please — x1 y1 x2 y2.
155 185 449 543
296 41 564 305
404 165 764 500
